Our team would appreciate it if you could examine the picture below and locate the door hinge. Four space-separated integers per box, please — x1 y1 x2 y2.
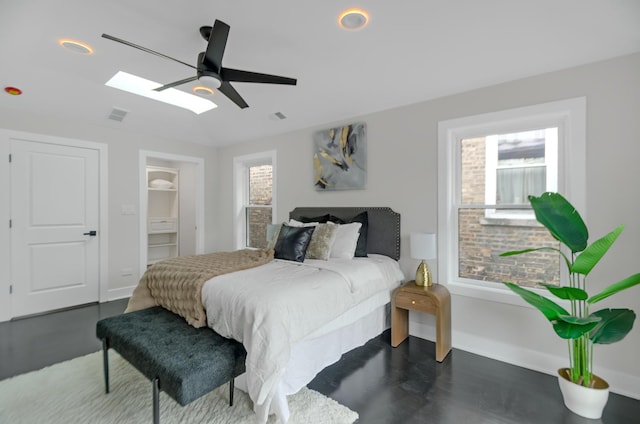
9 285 12 294
9 219 11 228
8 154 11 163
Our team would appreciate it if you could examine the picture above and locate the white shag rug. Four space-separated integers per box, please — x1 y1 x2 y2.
0 352 358 424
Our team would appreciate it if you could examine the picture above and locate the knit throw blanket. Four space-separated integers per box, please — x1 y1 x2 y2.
126 249 274 327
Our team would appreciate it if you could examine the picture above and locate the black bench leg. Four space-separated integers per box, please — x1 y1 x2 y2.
153 377 160 424
102 338 110 394
229 378 234 406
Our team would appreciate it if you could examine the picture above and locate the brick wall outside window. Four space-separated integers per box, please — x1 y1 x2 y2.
460 137 560 287
247 165 273 248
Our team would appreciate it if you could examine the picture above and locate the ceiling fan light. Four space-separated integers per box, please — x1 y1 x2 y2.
338 8 369 30
193 86 214 96
199 75 222 89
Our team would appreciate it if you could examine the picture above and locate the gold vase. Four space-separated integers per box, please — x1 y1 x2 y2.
415 260 432 287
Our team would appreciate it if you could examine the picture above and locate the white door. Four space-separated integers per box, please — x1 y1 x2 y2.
11 139 100 316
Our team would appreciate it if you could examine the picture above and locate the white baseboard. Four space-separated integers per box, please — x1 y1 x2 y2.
106 285 135 302
410 319 640 400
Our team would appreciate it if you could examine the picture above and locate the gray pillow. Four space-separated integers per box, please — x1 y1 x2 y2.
306 223 339 260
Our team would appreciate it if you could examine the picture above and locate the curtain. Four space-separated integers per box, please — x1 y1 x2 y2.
497 166 546 204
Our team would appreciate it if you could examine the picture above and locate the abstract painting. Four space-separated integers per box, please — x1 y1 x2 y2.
313 122 367 190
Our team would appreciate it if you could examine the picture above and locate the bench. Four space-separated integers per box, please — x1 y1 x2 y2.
96 306 247 424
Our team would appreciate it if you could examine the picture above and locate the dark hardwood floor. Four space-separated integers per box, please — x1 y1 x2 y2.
1 300 638 423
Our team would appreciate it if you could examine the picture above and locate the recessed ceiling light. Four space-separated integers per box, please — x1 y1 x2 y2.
105 71 217 114
4 86 22 96
192 86 214 96
338 8 370 30
58 38 94 55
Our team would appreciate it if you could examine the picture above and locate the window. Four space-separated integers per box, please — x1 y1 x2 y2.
246 164 273 248
233 151 277 249
437 98 586 304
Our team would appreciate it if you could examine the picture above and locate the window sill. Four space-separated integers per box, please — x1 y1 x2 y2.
479 217 542 227
443 278 569 310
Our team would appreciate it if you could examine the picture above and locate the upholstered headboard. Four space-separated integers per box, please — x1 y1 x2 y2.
289 207 401 260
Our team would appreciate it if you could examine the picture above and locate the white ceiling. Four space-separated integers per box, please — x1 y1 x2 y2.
1 0 639 147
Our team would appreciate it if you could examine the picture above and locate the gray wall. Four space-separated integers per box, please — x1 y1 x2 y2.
214 52 640 397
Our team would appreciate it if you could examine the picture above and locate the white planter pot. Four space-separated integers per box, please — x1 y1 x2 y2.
557 368 610 419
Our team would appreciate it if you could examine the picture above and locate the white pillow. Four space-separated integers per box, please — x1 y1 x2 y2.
330 222 362 259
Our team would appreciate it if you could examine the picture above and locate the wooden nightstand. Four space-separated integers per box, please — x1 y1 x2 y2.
391 280 452 362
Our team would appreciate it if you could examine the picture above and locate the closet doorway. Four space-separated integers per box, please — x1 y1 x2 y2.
139 151 204 276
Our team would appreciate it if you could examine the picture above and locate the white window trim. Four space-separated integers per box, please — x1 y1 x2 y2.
437 97 586 306
233 150 277 250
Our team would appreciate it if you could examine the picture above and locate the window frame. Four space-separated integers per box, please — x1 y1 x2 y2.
233 150 277 249
437 98 586 306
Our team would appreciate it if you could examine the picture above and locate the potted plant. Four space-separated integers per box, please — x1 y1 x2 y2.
500 192 640 419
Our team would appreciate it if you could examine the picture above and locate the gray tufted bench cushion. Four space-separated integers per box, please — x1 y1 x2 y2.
96 306 247 423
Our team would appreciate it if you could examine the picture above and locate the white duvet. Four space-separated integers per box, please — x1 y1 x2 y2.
201 254 403 423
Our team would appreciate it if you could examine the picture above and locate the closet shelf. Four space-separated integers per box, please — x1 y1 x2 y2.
148 187 178 192
149 242 178 248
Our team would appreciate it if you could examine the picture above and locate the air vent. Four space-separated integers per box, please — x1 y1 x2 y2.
273 112 287 120
108 107 128 122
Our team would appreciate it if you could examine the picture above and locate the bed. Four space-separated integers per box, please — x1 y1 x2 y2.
129 206 403 423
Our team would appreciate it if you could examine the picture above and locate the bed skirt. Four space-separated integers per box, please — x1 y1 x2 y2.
235 291 391 421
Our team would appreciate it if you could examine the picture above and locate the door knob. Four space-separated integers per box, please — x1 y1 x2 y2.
83 230 97 236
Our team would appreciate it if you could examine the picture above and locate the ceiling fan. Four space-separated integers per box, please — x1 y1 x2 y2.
102 19 297 109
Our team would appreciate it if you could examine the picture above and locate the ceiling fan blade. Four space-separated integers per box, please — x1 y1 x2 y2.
153 76 198 92
203 20 230 71
218 81 249 109
221 68 297 85
101 34 196 70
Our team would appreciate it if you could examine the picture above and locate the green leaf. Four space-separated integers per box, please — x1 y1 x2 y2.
542 284 588 301
552 315 601 339
572 225 624 276
503 282 569 321
500 248 540 257
500 247 572 273
558 315 601 325
588 273 640 304
529 192 588 253
500 246 562 257
589 309 636 344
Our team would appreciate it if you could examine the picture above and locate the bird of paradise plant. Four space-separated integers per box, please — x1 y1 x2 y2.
501 192 640 387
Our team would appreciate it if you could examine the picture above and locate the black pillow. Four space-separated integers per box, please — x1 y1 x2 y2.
298 214 331 223
331 211 368 257
274 224 316 262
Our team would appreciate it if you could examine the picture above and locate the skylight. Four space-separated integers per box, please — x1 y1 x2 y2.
105 71 217 114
